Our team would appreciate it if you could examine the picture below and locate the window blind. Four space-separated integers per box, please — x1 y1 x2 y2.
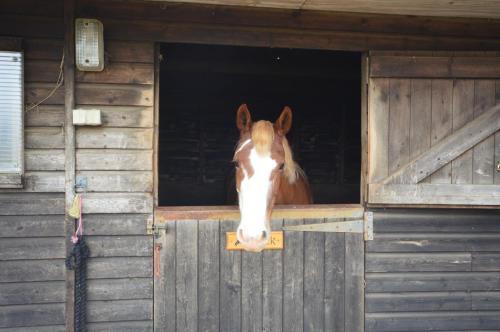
0 51 23 173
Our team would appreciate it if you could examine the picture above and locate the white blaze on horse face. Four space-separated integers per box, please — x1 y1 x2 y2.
237 148 276 250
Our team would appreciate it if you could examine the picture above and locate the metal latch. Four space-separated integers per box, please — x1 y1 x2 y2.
147 218 167 236
282 211 374 241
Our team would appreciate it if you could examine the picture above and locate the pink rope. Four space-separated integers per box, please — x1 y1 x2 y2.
71 196 83 244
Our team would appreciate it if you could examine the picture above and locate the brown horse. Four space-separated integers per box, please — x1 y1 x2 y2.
233 104 312 252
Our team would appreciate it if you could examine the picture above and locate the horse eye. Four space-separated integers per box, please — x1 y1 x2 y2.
279 163 285 170
233 161 240 168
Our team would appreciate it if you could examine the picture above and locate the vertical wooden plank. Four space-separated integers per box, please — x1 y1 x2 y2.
430 79 453 183
63 1 75 330
324 231 345 332
198 220 220 332
388 79 411 175
304 218 324 332
241 246 263 332
153 44 160 207
451 80 475 184
154 221 175 332
409 79 431 183
176 220 198 332
283 218 304 332
473 80 496 184
495 80 500 184
220 220 241 332
361 54 369 203
263 219 283 332
344 233 364 332
368 78 389 183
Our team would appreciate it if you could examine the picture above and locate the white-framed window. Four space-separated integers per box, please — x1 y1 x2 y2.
0 50 24 188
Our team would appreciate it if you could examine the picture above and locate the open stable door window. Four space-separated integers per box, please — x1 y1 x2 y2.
0 47 24 188
367 51 500 206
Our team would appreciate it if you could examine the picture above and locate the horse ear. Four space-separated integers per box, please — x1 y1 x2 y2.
275 106 292 135
236 104 252 132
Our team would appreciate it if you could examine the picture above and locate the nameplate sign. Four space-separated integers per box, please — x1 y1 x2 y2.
226 231 284 250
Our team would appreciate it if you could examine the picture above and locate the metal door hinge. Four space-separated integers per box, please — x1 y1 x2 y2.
282 211 374 241
147 219 167 236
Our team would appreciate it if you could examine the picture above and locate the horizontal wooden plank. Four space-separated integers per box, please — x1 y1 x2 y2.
366 272 500 292
366 311 500 332
105 41 154 64
76 63 153 84
87 299 152 323
0 237 65 260
369 183 500 205
472 291 500 310
99 17 500 51
76 128 153 149
372 210 500 233
25 127 64 149
0 193 64 215
82 106 154 128
25 105 64 127
0 174 22 189
0 15 63 39
0 325 65 332
25 83 64 105
0 36 22 52
87 257 152 279
368 233 500 252
371 56 500 78
0 281 65 305
366 291 471 312
77 0 500 39
1 0 63 17
366 253 471 272
382 103 500 185
100 106 153 127
0 303 65 328
0 260 65 282
86 236 152 257
76 171 153 192
25 149 64 171
81 193 153 214
85 321 153 332
155 204 364 221
24 38 63 61
84 214 150 235
77 149 153 171
75 83 153 106
25 60 62 83
0 215 64 237
2 172 65 193
88 278 153 301
473 253 500 271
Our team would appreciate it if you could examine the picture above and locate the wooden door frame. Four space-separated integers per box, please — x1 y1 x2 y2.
152 44 369 212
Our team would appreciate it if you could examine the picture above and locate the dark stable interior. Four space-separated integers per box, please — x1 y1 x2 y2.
158 43 361 206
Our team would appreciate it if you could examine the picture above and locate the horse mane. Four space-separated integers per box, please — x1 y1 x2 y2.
251 120 304 184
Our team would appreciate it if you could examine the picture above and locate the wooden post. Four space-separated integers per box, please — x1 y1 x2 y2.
64 0 76 330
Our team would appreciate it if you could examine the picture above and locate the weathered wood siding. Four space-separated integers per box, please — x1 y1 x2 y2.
0 1 67 330
154 218 364 332
366 209 500 331
72 6 155 330
0 0 155 330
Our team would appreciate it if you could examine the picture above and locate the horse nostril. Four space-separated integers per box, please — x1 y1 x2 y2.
261 230 267 240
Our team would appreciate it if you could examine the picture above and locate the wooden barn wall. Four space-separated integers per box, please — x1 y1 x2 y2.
366 209 500 331
0 0 155 330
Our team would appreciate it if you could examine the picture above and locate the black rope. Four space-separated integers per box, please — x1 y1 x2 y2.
66 236 90 332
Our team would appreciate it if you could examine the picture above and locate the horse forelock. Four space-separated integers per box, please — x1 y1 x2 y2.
251 121 274 156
